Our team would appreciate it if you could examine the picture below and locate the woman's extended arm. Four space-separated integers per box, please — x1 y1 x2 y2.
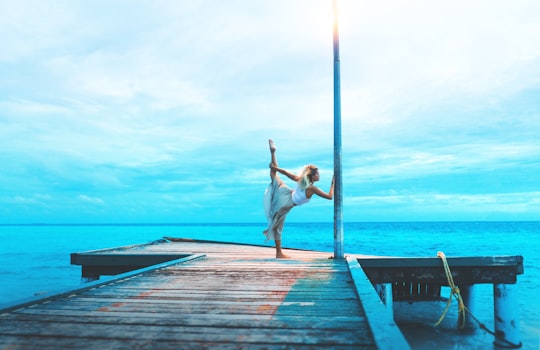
271 165 300 182
308 176 334 200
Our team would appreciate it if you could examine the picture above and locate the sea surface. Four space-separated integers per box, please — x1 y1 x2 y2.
0 222 538 349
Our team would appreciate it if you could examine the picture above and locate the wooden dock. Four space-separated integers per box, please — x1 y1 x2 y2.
0 239 409 349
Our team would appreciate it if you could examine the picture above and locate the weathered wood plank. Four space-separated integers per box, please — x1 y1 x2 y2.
0 320 373 345
81 289 358 300
0 335 374 350
22 300 361 316
2 312 368 329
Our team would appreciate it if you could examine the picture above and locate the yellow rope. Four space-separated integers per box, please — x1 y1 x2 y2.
433 252 522 348
434 251 467 329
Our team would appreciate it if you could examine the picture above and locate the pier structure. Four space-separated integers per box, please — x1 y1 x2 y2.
0 239 523 349
357 254 523 348
0 239 409 349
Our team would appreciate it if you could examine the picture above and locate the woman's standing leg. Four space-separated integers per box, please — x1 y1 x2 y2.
275 239 290 259
268 140 290 258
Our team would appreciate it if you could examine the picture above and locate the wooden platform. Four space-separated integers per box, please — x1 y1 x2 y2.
0 239 409 349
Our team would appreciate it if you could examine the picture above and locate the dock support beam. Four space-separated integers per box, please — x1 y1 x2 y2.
493 283 521 348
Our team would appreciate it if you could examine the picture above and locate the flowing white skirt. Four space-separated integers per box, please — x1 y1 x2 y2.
263 176 295 242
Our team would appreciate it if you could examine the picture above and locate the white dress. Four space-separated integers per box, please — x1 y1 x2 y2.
263 176 296 242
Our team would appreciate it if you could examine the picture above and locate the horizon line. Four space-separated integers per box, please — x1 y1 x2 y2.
1 220 539 226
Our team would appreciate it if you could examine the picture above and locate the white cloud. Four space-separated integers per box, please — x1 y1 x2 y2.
339 0 540 143
78 195 105 205
4 194 52 206
346 191 540 221
0 99 71 116
344 141 540 185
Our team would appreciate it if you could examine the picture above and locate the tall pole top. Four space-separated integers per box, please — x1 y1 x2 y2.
333 0 340 61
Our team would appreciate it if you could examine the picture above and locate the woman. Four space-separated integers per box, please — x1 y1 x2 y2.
263 139 334 258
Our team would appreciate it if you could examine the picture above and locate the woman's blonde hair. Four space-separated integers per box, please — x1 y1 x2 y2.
297 164 318 190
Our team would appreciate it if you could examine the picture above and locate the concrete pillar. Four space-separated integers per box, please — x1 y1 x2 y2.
493 283 521 349
459 284 476 331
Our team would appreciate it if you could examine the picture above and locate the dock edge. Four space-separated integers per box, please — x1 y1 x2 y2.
346 255 411 350
0 253 206 314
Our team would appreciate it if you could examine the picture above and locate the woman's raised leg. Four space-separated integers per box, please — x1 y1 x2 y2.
269 139 278 178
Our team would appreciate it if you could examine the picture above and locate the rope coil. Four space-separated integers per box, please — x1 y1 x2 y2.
434 251 466 328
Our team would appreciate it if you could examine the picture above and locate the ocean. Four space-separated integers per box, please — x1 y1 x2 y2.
0 222 538 349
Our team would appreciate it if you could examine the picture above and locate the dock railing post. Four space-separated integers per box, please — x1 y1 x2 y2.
493 283 521 348
332 0 344 259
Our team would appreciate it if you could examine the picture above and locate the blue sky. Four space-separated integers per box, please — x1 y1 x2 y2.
1 0 539 224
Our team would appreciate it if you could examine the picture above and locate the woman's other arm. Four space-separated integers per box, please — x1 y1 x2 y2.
271 165 300 182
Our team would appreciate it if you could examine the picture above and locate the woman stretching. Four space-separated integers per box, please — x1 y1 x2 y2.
263 139 334 258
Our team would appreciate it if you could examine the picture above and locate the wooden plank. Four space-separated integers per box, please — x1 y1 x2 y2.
0 335 373 350
2 312 368 329
21 300 361 316
81 289 358 300
0 320 372 344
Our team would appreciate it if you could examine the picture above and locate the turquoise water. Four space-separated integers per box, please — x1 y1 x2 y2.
0 222 538 348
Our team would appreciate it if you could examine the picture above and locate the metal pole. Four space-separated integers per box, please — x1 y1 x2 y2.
332 0 344 259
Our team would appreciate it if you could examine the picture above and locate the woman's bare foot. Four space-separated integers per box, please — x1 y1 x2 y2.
268 139 276 153
276 251 291 259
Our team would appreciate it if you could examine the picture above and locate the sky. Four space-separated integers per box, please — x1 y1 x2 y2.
1 0 539 224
